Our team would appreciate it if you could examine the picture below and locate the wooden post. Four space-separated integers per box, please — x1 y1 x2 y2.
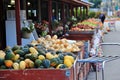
61 1 65 22
70 5 72 16
86 6 88 18
61 1 66 33
72 6 74 16
70 5 74 16
76 6 78 17
15 0 21 45
80 6 82 16
56 2 59 20
83 6 85 19
48 0 52 35
38 0 41 22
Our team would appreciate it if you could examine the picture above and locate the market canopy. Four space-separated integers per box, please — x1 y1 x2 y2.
61 0 93 6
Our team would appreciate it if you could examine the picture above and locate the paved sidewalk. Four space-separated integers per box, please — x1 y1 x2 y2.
87 26 120 80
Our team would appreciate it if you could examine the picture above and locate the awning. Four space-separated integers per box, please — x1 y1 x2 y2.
81 0 94 6
61 0 93 7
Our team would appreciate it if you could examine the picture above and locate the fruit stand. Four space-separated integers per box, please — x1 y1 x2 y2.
0 18 104 80
62 18 104 80
0 35 84 80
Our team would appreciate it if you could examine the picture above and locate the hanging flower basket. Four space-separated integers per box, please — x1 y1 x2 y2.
22 31 31 39
21 21 35 39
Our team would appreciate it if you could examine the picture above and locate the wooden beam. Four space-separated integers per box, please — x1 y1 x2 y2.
15 0 21 45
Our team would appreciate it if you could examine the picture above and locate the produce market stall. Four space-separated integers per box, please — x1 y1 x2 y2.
0 35 84 80
0 18 104 80
62 18 104 79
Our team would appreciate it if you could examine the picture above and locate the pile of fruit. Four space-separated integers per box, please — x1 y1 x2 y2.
70 18 102 31
0 35 84 70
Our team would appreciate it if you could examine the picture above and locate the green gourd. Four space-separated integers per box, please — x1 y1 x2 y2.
42 59 50 68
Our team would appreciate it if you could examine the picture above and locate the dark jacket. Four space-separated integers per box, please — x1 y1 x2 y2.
99 14 105 23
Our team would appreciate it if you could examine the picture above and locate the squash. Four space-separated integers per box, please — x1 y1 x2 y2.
64 59 72 68
4 60 13 68
0 50 6 59
24 59 31 68
36 48 46 56
14 59 21 63
24 44 34 48
19 61 26 70
64 52 76 59
5 53 15 60
19 57 25 61
50 58 59 67
53 54 58 58
35 59 42 68
0 58 4 66
25 54 31 58
25 54 37 61
58 54 64 60
29 60 34 68
64 55 74 63
42 59 50 68
0 51 5 66
0 65 7 69
45 35 51 40
13 62 19 70
56 50 63 54
56 64 67 69
4 46 13 54
14 49 25 57
29 47 38 54
46 52 54 60
52 35 58 39
24 59 34 68
38 55 45 60
13 54 20 61
21 47 30 54
12 45 21 51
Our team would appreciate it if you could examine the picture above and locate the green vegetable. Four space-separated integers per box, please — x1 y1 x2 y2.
56 64 67 69
50 58 59 67
14 50 25 57
0 59 4 66
12 45 21 51
35 59 42 68
42 59 50 68
5 53 15 60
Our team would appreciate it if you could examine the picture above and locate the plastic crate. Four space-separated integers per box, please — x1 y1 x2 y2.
0 68 74 80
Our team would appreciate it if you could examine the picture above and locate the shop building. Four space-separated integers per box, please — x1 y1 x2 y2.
0 0 91 49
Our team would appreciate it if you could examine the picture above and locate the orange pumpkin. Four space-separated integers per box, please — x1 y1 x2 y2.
4 60 13 68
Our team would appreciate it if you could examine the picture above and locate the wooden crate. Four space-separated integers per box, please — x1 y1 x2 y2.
0 68 74 80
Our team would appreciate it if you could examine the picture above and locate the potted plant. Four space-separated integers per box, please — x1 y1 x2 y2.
21 21 35 39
